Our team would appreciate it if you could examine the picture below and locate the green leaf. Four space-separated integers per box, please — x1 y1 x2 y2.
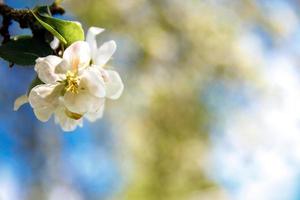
35 5 51 16
0 35 52 66
32 10 84 46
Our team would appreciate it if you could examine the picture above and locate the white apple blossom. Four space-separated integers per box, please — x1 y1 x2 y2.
14 27 124 131
86 27 124 100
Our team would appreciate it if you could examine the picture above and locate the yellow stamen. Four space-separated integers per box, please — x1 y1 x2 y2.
65 71 79 94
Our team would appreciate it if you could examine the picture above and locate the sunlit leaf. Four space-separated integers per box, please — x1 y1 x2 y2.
32 10 84 46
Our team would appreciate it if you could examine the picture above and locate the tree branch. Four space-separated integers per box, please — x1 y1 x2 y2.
0 16 11 43
0 3 64 27
0 2 65 43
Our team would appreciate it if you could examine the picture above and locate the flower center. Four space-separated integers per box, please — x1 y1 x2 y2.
65 71 80 94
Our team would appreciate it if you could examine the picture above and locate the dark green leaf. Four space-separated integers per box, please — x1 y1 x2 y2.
32 10 84 46
0 35 52 66
34 5 51 16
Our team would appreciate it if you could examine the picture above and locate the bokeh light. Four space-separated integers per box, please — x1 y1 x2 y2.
1 0 300 199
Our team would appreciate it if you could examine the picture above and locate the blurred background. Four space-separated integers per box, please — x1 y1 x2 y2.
1 0 300 199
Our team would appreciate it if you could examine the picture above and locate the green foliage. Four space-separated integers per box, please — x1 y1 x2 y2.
0 35 52 66
35 5 51 15
32 8 84 47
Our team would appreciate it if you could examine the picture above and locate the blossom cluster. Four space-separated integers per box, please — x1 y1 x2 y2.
14 27 124 131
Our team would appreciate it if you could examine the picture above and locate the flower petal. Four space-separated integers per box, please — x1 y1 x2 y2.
33 107 53 122
54 59 69 76
28 84 59 122
86 27 105 60
63 41 91 70
54 106 83 132
63 90 103 114
103 70 124 99
28 84 62 109
35 56 63 83
94 40 116 67
50 37 60 50
85 102 105 122
80 67 106 98
13 94 28 111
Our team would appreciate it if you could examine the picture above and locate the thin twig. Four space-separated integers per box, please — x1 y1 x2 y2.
0 3 64 28
0 2 64 43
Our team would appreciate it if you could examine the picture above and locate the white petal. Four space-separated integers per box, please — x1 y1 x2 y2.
63 90 103 114
54 59 70 76
28 84 62 109
33 107 52 122
13 94 28 111
50 37 60 50
28 84 62 122
86 27 105 60
54 106 83 132
35 56 63 83
85 102 105 122
103 70 124 99
94 40 116 67
63 41 91 70
80 67 106 98
60 118 83 132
